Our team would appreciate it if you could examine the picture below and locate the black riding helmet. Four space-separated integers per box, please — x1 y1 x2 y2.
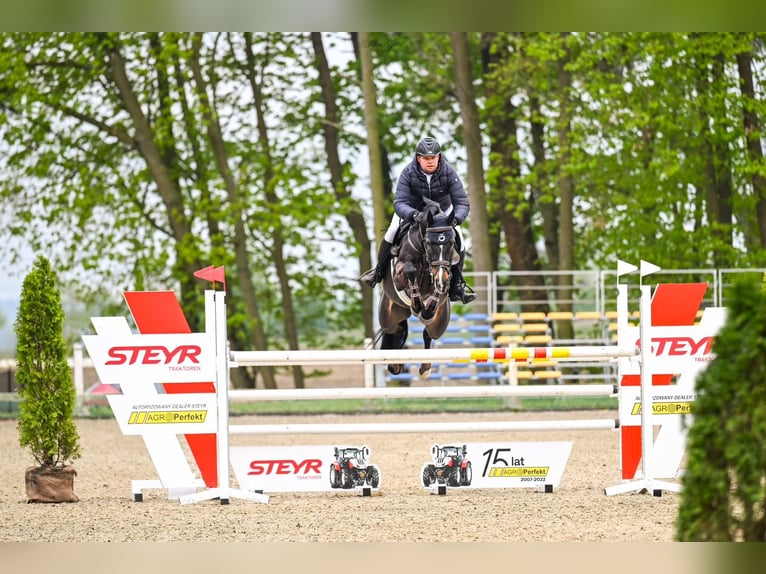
416 136 441 157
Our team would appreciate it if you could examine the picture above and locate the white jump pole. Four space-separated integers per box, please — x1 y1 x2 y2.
230 418 619 436
229 383 617 402
230 345 636 367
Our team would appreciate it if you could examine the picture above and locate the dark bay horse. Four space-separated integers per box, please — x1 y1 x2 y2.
375 199 458 380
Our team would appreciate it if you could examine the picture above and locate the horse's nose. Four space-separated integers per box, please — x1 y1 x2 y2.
433 267 450 287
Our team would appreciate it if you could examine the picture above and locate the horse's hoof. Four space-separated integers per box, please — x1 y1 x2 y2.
419 364 432 379
387 364 403 375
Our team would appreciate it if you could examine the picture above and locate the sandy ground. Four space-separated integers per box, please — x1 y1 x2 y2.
0 408 683 543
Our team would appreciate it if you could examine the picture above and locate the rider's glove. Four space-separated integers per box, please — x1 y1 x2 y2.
411 212 424 224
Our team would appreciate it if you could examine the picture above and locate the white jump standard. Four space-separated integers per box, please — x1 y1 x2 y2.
81 259 720 502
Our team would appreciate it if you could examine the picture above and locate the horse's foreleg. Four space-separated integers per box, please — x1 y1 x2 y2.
421 267 450 322
420 297 438 322
402 262 423 315
409 281 423 315
419 329 433 379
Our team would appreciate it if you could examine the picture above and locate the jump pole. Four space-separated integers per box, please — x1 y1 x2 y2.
230 418 619 435
230 345 636 367
227 364 622 438
229 384 618 402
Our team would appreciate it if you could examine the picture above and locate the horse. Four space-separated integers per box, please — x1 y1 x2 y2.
373 198 458 381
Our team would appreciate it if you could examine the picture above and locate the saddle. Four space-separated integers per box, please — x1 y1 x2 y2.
389 221 410 257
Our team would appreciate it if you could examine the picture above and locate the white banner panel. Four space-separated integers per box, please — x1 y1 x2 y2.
420 441 573 490
230 445 382 493
107 393 218 435
619 308 726 377
82 333 216 385
618 387 697 425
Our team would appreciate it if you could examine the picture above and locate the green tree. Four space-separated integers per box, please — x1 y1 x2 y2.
676 277 766 541
451 32 492 282
308 32 380 339
15 255 81 468
480 32 548 312
569 33 766 270
3 32 766 354
0 33 360 388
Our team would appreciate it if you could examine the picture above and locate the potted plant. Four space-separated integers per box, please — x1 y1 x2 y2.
15 255 81 502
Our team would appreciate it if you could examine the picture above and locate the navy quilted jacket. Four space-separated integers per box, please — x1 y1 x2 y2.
393 155 470 225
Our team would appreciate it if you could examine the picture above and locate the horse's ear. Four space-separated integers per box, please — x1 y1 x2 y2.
427 211 435 226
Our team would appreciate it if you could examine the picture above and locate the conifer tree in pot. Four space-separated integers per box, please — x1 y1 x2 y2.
15 255 81 503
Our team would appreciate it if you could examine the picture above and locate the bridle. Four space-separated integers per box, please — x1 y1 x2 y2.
423 224 456 270
398 219 454 321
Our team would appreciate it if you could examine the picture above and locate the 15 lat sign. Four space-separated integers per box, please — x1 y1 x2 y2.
420 441 573 490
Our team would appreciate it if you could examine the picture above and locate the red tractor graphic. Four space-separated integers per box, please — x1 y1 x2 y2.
329 446 381 489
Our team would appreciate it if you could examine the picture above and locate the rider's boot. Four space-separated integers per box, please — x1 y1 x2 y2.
449 251 476 304
359 240 393 288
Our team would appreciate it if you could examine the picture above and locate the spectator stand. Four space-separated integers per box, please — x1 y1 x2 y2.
384 312 501 386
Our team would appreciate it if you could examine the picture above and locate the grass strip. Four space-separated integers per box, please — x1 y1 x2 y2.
0 395 618 420
227 395 617 416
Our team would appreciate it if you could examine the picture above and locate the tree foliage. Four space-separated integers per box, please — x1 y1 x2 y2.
15 255 81 468
676 277 766 541
1 33 766 371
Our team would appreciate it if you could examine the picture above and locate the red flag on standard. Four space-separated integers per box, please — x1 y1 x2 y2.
210 266 225 284
194 265 226 290
193 265 216 281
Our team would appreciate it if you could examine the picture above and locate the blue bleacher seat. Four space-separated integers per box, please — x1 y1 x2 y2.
386 311 499 385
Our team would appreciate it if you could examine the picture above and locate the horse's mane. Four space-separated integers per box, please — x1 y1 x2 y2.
419 197 455 229
430 213 453 229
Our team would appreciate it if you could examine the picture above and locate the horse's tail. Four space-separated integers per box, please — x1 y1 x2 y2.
370 324 409 351
369 328 385 349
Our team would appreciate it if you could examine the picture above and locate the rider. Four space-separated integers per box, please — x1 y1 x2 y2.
359 136 476 304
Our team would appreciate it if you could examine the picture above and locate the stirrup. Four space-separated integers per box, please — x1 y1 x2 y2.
450 282 476 304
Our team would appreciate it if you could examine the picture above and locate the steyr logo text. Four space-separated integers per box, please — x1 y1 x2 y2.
105 345 202 366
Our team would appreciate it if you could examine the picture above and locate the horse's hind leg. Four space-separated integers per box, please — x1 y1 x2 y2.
382 320 409 383
419 329 433 379
382 332 402 375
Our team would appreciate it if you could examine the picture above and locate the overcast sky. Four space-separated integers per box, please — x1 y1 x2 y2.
0 262 27 301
